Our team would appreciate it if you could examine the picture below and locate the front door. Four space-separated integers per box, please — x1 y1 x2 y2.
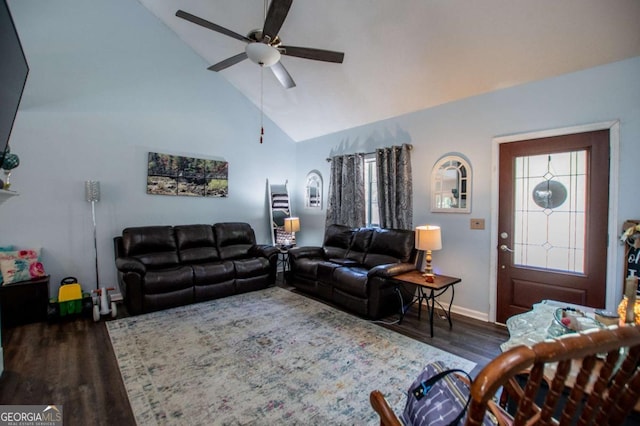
496 130 610 323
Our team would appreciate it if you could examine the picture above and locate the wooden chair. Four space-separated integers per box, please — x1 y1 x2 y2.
370 325 640 426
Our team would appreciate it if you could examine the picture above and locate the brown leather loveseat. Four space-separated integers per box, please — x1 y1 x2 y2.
288 224 417 319
114 222 278 315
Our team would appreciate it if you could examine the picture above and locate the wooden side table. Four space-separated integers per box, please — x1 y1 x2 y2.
391 271 461 337
0 275 50 328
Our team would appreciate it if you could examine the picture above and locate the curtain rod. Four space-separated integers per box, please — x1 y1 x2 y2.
325 144 413 162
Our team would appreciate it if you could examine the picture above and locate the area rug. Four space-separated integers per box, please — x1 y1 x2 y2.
107 287 474 425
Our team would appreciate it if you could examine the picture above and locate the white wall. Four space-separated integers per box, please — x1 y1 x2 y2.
2 0 296 295
293 56 640 319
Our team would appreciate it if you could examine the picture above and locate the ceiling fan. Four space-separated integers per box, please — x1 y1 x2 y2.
176 0 344 89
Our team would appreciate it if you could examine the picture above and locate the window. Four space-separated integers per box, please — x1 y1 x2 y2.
365 156 379 227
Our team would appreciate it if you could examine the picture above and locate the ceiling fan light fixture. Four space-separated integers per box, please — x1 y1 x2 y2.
245 42 281 67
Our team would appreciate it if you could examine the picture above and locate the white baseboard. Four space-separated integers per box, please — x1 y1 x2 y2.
450 305 490 322
419 300 490 322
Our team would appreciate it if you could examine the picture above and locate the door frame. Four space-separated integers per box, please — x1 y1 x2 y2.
489 121 620 323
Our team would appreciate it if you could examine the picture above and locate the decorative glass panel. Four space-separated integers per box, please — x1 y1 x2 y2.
513 151 587 273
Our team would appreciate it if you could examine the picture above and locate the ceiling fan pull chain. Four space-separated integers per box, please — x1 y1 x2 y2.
260 66 264 144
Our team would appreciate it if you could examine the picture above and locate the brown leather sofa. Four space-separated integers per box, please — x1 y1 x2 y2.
114 222 278 315
288 224 417 319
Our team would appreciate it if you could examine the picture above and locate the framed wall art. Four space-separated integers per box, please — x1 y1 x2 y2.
147 152 228 198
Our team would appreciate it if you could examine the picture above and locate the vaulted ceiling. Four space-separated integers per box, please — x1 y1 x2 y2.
138 0 640 142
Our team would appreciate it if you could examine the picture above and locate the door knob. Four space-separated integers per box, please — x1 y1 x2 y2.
500 244 514 253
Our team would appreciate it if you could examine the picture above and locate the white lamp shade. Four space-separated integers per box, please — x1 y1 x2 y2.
245 42 281 67
284 217 300 233
415 225 442 251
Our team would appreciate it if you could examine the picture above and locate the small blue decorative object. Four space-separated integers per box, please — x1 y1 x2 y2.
2 153 20 170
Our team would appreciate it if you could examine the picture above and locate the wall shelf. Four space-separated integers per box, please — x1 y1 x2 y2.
0 189 19 205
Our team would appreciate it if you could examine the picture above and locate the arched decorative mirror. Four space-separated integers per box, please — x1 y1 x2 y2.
305 170 322 209
431 155 471 213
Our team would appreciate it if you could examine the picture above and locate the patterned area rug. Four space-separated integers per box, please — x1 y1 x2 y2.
107 287 474 425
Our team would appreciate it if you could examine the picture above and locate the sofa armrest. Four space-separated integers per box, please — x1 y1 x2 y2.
250 244 279 260
368 262 416 278
115 257 146 275
288 246 324 260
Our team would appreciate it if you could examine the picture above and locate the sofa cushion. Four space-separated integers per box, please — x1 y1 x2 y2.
317 261 341 283
234 258 271 278
323 224 354 259
214 222 257 260
363 228 415 269
122 226 180 268
0 248 41 284
192 261 235 285
0 257 46 284
332 266 369 298
344 228 374 264
143 266 193 294
175 225 220 264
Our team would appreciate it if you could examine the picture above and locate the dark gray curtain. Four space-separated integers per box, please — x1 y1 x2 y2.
325 153 366 228
376 144 413 229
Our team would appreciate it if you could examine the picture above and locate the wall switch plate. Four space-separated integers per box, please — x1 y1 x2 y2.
470 218 485 230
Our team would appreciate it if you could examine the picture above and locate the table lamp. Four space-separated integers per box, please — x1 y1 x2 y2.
415 225 442 282
284 217 300 246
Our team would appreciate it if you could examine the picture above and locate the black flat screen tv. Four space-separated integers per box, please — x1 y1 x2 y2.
0 0 29 168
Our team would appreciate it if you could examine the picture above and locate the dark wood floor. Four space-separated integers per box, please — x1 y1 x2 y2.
0 280 508 425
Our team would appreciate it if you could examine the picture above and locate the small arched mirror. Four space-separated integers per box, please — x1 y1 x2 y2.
305 170 322 209
431 155 471 213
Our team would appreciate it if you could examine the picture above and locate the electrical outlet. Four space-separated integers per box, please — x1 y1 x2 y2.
470 218 485 230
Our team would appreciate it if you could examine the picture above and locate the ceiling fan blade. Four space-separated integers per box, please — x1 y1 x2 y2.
262 0 293 41
207 52 248 71
271 62 296 89
176 10 251 43
280 46 344 63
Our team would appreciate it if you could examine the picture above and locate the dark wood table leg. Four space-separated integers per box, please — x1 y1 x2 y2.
428 288 435 338
394 286 406 324
446 285 455 328
395 284 420 325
